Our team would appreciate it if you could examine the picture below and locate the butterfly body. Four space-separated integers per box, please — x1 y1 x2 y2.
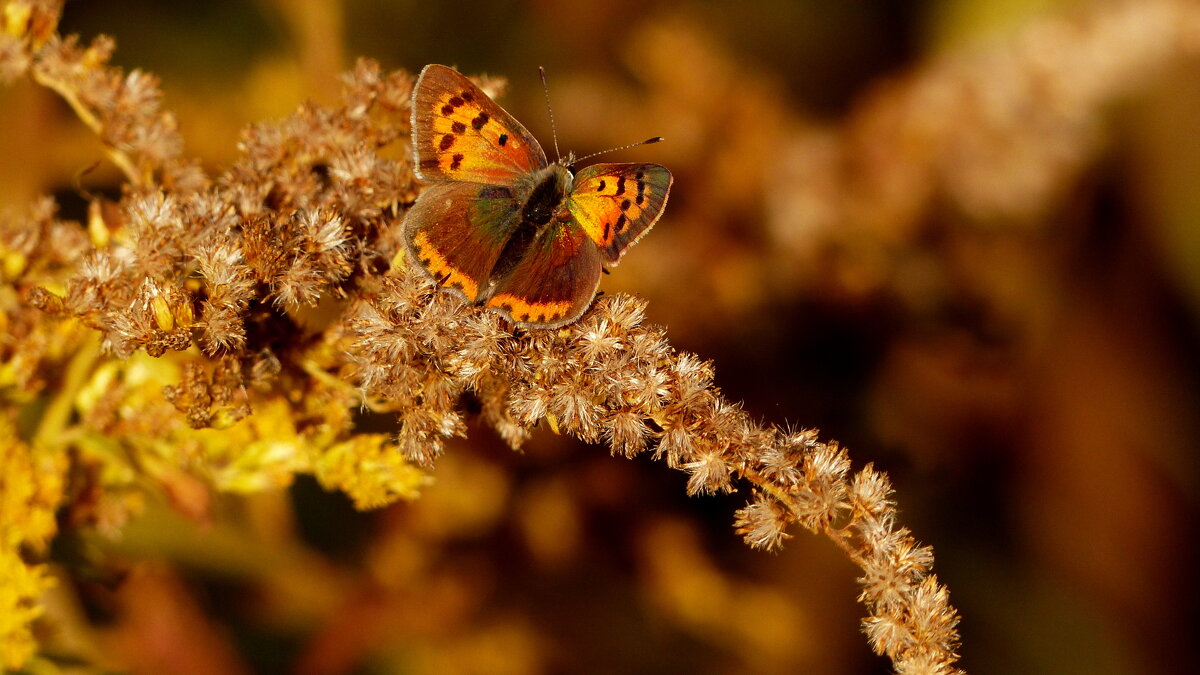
404 64 671 329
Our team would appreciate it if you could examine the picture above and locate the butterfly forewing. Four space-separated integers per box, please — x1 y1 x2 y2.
566 163 672 264
411 64 547 184
484 222 603 329
404 181 522 302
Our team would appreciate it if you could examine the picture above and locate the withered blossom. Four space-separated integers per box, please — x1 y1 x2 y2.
0 1 974 672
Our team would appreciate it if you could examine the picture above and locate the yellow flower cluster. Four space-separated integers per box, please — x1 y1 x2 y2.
315 434 429 510
0 414 65 669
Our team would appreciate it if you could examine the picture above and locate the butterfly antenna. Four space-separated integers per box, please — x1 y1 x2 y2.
539 66 562 163
571 137 664 166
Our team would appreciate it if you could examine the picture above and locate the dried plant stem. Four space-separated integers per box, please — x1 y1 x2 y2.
350 280 965 671
741 465 864 563
29 68 144 186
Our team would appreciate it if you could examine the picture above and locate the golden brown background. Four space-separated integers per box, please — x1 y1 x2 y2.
3 0 1197 673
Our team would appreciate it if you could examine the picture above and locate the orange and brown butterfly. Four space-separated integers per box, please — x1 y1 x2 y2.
403 64 672 329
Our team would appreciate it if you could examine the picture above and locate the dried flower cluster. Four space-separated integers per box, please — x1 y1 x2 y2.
0 1 964 672
608 0 1200 334
768 0 1200 257
352 284 964 671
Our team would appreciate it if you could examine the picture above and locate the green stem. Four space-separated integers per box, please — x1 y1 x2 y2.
32 332 101 450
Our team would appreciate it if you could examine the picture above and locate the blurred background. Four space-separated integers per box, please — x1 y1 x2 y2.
3 0 1198 673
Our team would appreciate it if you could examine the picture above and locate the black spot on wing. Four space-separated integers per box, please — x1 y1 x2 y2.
471 112 490 130
499 133 508 146
615 213 627 232
597 179 606 192
615 177 626 196
451 121 466 134
620 199 631 211
450 153 464 170
440 94 467 117
460 90 474 102
439 134 455 151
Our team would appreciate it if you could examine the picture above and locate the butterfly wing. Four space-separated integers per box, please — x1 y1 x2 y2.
483 221 603 329
411 64 547 184
407 66 669 329
404 181 522 302
566 163 672 265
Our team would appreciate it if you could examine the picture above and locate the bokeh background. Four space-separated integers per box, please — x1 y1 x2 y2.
3 0 1198 673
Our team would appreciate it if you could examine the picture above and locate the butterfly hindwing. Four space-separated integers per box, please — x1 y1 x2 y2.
404 180 523 302
566 163 672 264
411 64 547 184
484 220 603 329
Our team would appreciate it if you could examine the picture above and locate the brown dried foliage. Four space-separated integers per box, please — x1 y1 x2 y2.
0 1 966 672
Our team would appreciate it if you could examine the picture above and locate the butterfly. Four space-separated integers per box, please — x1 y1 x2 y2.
403 64 672 329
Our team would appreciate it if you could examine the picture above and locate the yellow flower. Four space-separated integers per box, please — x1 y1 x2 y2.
0 414 65 670
315 434 428 510
0 415 64 554
0 548 53 670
